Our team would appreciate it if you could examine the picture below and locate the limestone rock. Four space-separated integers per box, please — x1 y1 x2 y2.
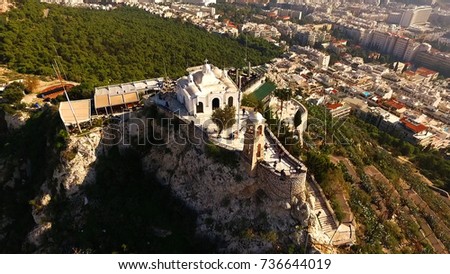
28 222 52 247
308 195 316 211
284 202 291 210
40 194 51 207
5 111 29 130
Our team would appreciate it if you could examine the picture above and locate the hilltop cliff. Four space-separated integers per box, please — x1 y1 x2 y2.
1 107 330 253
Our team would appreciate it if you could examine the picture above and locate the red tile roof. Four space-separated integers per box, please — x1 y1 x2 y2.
416 67 438 77
326 103 343 110
383 99 405 110
227 23 237 29
400 117 427 133
39 84 75 99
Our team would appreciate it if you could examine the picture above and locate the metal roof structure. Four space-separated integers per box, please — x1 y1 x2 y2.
59 99 91 126
93 78 162 109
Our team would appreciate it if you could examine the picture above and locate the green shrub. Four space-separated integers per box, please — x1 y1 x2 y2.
2 83 25 104
205 143 239 167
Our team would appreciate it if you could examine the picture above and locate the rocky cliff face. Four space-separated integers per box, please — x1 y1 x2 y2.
0 110 29 135
136 118 322 253
4 111 29 130
27 131 103 249
5 108 330 253
142 142 304 252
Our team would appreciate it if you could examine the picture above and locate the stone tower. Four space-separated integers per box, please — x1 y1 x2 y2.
243 111 266 176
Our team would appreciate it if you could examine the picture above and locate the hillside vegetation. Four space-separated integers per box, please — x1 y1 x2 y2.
0 107 67 252
300 104 450 253
0 0 280 85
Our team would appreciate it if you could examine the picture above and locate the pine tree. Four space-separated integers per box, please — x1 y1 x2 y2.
211 105 236 136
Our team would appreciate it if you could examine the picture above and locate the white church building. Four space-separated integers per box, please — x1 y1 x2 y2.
175 60 240 118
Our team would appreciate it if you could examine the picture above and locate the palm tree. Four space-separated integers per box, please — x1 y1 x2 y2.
274 88 292 116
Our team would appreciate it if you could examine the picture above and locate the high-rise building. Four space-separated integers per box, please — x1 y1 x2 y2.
387 6 432 27
391 36 409 60
386 12 403 25
403 41 420 62
364 29 434 62
399 6 432 27
181 0 216 5
367 30 391 53
318 54 330 69
364 0 380 6
414 51 450 76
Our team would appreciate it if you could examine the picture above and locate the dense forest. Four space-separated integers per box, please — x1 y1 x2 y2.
0 0 281 85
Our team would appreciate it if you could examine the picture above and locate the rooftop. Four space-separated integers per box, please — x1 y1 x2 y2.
180 63 238 96
94 78 163 96
326 103 343 110
400 117 428 133
252 82 277 101
58 99 91 126
382 99 405 110
416 67 438 77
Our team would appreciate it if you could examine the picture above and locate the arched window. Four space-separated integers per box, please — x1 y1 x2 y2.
196 102 204 113
257 143 262 158
228 96 233 107
212 98 220 110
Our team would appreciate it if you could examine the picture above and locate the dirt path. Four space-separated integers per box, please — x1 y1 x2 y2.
330 155 360 183
397 156 434 186
364 165 448 253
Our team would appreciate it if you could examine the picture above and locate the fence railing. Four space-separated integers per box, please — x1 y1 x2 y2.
264 126 307 173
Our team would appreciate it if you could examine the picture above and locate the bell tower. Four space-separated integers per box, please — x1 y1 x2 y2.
243 111 266 176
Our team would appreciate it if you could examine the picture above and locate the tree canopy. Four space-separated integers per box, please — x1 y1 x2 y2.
0 0 281 85
211 105 236 136
241 93 264 111
2 82 25 104
293 109 302 128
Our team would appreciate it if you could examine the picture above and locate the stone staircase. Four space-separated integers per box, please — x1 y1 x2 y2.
308 187 338 237
264 126 338 240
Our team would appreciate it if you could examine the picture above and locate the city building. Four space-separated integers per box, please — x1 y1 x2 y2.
414 49 450 77
292 45 330 69
326 102 352 118
387 6 432 28
398 117 433 146
181 0 216 6
399 6 432 28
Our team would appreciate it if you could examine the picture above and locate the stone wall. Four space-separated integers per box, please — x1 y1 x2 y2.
257 162 306 202
152 102 307 202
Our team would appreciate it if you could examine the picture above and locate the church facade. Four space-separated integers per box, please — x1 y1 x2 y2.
175 61 239 117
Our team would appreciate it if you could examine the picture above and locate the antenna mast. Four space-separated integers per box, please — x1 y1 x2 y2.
236 69 242 137
53 60 82 133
